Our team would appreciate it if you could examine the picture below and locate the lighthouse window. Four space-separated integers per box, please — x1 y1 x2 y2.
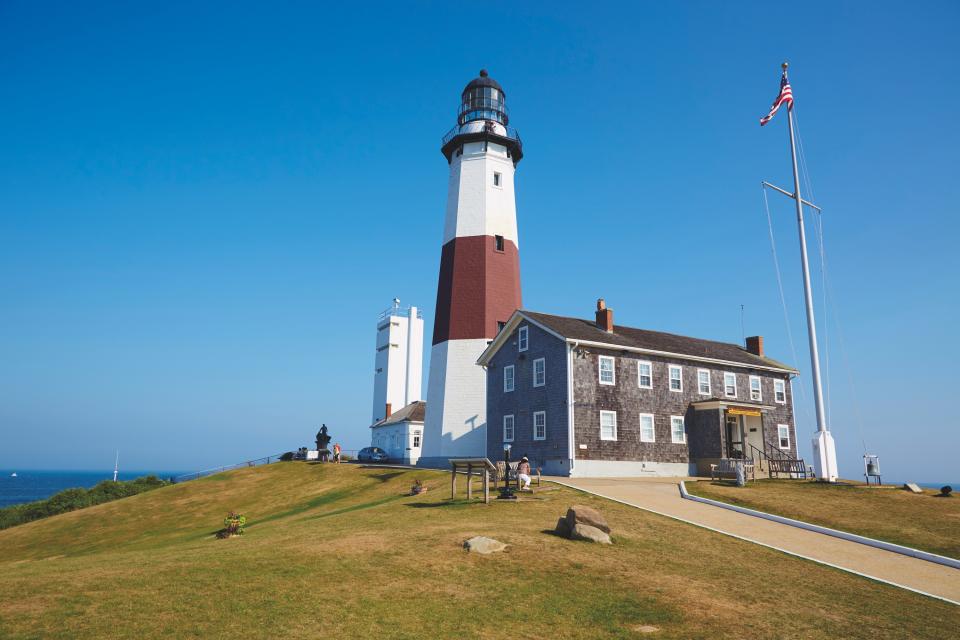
493 172 502 187
495 235 505 252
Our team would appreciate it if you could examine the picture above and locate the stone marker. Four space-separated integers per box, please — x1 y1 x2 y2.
903 483 923 494
565 505 611 534
570 523 612 544
463 536 507 554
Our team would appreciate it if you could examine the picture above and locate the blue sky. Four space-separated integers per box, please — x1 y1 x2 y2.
1 1 957 481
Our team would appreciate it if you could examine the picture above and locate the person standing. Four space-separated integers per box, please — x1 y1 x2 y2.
517 456 532 491
333 443 342 464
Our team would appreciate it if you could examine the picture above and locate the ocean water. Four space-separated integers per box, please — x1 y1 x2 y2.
0 470 182 509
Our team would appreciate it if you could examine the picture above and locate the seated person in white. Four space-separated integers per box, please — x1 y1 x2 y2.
517 456 532 491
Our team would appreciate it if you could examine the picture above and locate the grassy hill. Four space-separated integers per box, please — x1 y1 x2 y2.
686 479 960 559
0 463 956 639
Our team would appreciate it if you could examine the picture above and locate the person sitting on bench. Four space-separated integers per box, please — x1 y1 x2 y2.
517 456 532 491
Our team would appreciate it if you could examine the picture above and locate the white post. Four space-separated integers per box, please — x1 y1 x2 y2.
783 63 838 482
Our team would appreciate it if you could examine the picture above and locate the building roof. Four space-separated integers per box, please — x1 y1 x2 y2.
463 69 504 95
479 310 798 374
371 401 426 428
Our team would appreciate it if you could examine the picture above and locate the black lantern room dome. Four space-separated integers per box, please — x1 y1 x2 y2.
441 69 522 165
458 69 509 127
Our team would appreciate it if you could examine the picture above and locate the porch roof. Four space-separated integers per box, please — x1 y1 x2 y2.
692 398 778 412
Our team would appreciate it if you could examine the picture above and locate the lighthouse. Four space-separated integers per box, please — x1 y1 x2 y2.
419 70 523 466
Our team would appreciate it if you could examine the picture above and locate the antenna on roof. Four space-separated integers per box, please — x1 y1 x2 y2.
740 304 745 345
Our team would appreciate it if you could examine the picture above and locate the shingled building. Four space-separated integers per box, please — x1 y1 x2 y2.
477 300 800 477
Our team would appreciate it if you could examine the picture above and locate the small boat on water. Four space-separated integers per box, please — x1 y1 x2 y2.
10 472 16 477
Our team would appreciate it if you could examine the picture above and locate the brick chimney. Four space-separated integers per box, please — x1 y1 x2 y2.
595 298 614 333
745 336 764 357
385 403 392 418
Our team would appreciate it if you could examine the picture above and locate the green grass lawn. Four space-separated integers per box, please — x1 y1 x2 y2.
0 463 957 639
686 479 960 559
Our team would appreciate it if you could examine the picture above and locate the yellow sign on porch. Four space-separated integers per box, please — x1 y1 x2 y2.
727 407 761 417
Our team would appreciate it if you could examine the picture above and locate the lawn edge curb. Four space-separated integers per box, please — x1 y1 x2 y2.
547 479 959 607
678 481 960 570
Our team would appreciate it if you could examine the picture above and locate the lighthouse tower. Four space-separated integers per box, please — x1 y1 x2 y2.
419 70 523 466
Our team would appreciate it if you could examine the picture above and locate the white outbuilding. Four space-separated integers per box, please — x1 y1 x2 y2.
370 401 425 465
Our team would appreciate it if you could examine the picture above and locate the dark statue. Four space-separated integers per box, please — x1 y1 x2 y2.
315 424 332 462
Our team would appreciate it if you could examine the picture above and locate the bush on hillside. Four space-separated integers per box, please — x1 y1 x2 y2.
0 475 170 531
217 512 246 538
280 451 294 462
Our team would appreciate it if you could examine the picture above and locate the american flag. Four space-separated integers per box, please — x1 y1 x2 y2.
759 70 793 126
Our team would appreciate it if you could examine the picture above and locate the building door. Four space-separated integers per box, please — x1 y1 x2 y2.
725 414 744 458
743 415 765 459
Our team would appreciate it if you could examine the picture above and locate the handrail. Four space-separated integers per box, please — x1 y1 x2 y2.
441 124 522 147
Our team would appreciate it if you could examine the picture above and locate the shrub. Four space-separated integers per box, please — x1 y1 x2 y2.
218 512 246 538
0 475 169 531
940 485 953 497
280 451 294 462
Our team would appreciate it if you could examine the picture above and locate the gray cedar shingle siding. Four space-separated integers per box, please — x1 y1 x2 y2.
570 346 796 465
482 311 798 476
485 321 570 472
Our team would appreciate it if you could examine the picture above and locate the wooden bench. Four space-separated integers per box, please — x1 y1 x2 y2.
710 458 755 481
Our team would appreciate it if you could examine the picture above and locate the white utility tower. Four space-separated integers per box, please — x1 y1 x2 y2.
371 299 424 424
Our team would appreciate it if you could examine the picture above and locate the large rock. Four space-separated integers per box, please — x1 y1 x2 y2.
554 516 572 538
565 505 611 534
570 523 612 544
903 483 923 494
463 536 507 555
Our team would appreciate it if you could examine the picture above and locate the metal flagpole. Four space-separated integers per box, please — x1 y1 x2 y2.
765 62 838 481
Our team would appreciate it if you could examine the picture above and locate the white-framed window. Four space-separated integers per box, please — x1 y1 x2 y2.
533 411 546 440
518 325 528 352
600 410 618 440
493 171 502 187
697 369 711 395
533 358 546 387
724 372 737 398
503 415 515 442
671 415 686 444
778 424 791 450
669 365 682 392
495 235 505 251
774 379 786 404
637 361 653 389
504 365 515 392
413 430 421 448
750 375 762 401
639 413 656 443
599 356 615 385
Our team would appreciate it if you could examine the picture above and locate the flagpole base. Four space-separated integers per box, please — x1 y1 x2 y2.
811 430 838 482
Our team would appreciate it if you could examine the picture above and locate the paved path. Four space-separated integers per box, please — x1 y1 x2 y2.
551 476 960 605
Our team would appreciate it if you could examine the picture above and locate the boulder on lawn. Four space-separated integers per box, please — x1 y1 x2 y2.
554 516 572 538
570 523 612 544
903 483 923 494
463 536 507 555
565 505 611 534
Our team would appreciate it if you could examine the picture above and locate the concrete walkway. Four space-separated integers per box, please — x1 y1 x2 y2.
551 476 960 605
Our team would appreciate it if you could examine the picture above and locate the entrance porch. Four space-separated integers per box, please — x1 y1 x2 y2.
690 400 807 479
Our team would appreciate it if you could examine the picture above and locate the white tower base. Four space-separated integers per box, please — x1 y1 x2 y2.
811 430 838 482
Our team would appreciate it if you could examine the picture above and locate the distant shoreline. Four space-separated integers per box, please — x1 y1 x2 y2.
1 470 185 509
